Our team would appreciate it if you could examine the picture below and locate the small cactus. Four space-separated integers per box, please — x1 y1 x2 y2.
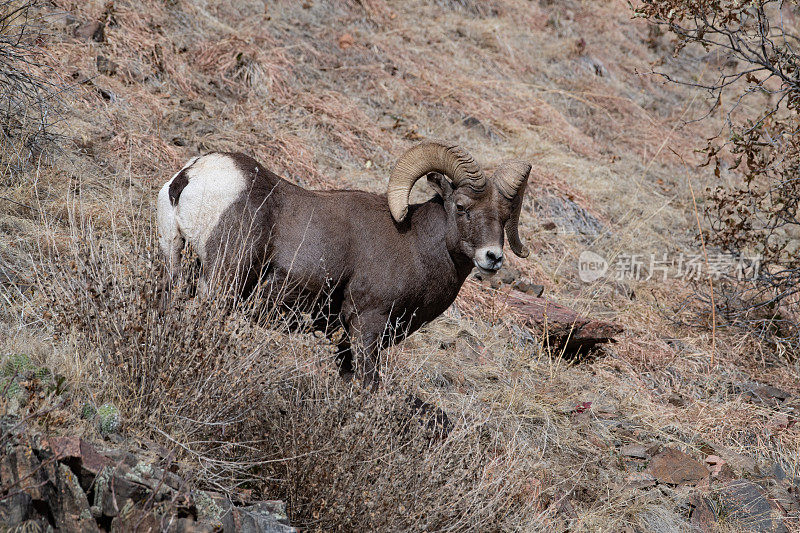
2 354 31 377
81 402 97 420
96 403 120 435
1 377 20 398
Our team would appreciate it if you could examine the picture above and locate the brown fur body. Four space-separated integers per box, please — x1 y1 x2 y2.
194 154 475 381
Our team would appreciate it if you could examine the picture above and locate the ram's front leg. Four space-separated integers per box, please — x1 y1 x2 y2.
346 311 389 389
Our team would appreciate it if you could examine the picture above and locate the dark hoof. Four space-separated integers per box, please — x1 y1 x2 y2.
336 356 354 377
338 369 356 382
406 395 452 438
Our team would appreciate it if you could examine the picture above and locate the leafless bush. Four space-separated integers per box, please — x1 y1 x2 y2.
637 0 800 355
36 218 294 438
36 216 542 531
0 0 62 185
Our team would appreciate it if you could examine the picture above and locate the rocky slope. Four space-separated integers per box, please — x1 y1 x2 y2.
1 414 295 532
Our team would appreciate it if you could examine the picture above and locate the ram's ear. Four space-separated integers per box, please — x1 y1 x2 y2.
426 172 453 200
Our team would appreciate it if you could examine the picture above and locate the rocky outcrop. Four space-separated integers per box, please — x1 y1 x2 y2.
0 419 294 532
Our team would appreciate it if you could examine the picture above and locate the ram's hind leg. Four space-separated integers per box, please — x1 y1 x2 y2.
156 183 185 275
334 339 355 380
308 311 355 380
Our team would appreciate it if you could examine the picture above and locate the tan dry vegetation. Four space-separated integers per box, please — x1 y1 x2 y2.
2 0 800 531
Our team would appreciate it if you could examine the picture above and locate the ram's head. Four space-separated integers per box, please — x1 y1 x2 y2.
388 141 531 274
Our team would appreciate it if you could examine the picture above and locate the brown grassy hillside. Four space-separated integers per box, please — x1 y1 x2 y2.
2 0 799 531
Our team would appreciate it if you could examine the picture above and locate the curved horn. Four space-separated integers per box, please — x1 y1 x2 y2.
387 141 485 222
493 161 532 258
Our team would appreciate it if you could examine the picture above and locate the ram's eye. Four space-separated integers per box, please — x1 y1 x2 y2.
456 203 466 213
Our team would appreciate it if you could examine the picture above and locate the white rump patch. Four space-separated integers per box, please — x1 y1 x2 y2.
157 157 198 270
172 154 249 261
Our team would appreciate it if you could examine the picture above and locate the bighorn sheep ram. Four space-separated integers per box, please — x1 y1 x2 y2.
157 141 531 386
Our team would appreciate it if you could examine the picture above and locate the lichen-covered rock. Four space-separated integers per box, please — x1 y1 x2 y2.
1 417 295 533
234 501 296 533
53 463 99 532
645 447 708 486
0 491 33 526
93 465 153 518
194 489 229 526
717 480 788 533
7 519 53 532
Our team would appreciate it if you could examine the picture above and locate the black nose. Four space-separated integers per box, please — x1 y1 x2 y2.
486 249 503 267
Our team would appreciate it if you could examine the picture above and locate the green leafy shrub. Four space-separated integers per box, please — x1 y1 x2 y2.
2 353 32 376
1 376 20 398
81 402 97 420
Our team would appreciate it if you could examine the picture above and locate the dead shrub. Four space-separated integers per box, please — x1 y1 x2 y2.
637 0 800 355
0 0 62 185
36 215 543 531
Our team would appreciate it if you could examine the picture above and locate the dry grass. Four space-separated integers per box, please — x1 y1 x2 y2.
2 0 799 531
